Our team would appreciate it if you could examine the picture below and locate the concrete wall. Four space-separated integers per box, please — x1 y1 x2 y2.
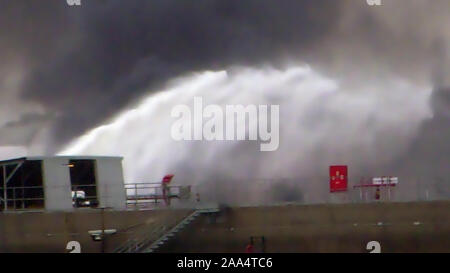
0 208 192 253
2 201 448 253
42 158 73 211
160 201 450 253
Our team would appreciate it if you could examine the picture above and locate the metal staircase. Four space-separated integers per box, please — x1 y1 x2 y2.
142 207 220 253
114 222 165 253
114 206 220 253
141 210 201 253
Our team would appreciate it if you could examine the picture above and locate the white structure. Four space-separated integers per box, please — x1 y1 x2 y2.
0 156 126 211
372 177 399 185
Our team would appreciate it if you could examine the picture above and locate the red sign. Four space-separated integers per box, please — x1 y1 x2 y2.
330 165 348 192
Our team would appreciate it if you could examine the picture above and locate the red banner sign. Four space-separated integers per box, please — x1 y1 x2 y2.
330 165 348 192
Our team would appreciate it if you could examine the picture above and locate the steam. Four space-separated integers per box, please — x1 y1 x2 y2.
59 65 431 205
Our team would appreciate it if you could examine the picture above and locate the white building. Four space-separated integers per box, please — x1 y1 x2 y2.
0 156 126 211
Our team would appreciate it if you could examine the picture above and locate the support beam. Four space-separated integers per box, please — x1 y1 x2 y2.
3 165 6 211
5 162 23 185
1 162 23 211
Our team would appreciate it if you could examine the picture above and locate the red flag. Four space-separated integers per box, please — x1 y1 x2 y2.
162 174 174 184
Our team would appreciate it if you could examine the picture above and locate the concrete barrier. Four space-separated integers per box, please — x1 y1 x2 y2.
0 208 192 253
159 201 450 253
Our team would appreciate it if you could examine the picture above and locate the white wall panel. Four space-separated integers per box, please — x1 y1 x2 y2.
42 158 73 211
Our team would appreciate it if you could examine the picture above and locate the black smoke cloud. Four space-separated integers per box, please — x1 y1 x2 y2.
3 0 340 151
0 0 449 201
1 0 448 151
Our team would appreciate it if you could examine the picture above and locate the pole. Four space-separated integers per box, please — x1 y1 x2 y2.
417 178 420 200
21 166 25 209
13 188 15 210
135 184 137 209
101 207 105 253
3 165 7 211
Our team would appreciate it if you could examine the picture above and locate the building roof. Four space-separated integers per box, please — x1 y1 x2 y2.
0 156 123 165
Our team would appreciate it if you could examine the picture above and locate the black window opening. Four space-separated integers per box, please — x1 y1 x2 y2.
69 160 99 208
0 160 45 211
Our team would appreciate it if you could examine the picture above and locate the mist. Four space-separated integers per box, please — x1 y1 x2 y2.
1 0 450 153
59 65 432 205
0 1 449 204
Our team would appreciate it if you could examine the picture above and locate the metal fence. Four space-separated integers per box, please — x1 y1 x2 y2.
0 185 45 210
125 183 191 208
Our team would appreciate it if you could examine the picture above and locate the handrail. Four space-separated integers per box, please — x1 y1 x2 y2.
0 186 44 190
141 210 200 253
0 185 45 210
114 218 179 253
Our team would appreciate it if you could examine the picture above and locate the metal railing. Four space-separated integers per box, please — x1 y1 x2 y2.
114 221 172 253
124 183 191 208
113 210 195 253
0 185 45 210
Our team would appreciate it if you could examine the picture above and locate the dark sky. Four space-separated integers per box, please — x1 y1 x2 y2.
0 0 449 152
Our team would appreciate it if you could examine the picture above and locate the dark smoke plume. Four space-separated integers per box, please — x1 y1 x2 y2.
0 0 449 203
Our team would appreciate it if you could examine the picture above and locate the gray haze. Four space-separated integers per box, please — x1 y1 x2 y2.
0 0 449 203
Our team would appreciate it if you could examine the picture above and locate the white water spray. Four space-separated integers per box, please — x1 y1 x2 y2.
59 65 431 204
